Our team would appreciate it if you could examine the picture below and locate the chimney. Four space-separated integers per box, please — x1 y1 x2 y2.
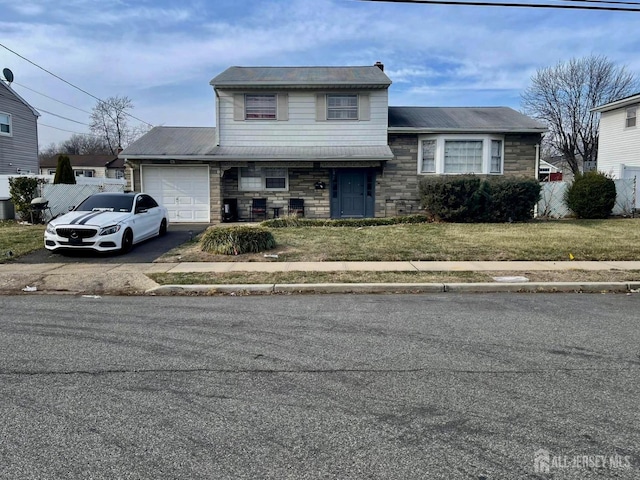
116 146 123 155
374 61 384 71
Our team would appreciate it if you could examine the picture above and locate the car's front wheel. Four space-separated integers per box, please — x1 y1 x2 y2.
120 228 133 253
159 219 167 237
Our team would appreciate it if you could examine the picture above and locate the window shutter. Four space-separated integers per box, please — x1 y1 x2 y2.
359 93 370 121
277 93 289 121
316 93 327 121
233 94 245 121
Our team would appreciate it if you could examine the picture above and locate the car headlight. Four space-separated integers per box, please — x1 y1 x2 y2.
99 224 121 236
45 224 56 235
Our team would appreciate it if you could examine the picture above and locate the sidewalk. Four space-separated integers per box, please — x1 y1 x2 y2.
1 261 640 295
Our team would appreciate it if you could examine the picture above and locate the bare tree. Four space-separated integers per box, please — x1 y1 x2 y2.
521 55 638 175
60 134 110 155
89 95 150 154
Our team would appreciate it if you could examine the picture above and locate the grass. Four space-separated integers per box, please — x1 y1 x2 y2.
161 218 640 263
0 221 46 262
148 270 640 285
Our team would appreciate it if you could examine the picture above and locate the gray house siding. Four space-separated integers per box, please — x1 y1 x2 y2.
0 84 39 175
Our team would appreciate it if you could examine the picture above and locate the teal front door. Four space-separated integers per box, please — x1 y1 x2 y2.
331 169 375 219
339 171 366 218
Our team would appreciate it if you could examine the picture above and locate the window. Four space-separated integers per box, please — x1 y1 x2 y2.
245 94 276 120
0 113 11 135
239 166 288 191
490 140 503 174
74 169 95 177
626 107 637 128
418 135 504 175
48 169 56 175
115 169 125 179
327 94 358 120
421 139 436 173
444 140 483 173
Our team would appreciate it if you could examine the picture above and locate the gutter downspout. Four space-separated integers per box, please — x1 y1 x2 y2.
534 143 541 218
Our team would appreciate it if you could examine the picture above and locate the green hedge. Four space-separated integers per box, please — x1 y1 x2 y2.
418 176 541 223
565 172 616 219
200 226 276 255
262 214 430 228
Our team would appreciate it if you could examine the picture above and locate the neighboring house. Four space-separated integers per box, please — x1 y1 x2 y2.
593 92 640 179
121 64 546 223
538 159 562 182
39 154 126 180
0 78 40 175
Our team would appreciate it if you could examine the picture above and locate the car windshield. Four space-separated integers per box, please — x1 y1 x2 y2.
75 194 135 212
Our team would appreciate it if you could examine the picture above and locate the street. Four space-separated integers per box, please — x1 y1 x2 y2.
0 294 638 479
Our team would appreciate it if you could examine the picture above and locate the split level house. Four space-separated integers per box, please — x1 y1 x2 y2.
0 79 39 175
120 63 546 224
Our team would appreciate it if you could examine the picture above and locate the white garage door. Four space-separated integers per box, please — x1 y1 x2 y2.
142 166 210 223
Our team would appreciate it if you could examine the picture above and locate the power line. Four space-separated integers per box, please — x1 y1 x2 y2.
0 42 154 127
357 0 640 11
36 108 90 126
39 123 99 136
10 81 93 115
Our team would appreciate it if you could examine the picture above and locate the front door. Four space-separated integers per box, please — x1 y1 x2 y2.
331 169 375 219
339 171 366 218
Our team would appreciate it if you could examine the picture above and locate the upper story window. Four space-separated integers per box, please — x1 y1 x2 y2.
0 112 11 136
626 107 637 128
418 135 504 175
245 94 277 120
327 94 358 120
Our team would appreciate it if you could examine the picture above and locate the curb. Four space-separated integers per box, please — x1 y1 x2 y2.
145 282 636 295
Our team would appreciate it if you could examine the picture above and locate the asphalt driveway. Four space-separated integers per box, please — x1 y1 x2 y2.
16 223 208 264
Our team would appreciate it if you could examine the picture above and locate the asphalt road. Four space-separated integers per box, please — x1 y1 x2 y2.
0 294 639 479
15 223 208 264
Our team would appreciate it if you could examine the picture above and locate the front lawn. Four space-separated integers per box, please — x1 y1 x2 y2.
0 221 45 261
163 218 640 262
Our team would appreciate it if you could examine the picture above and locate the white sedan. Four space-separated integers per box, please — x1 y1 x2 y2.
44 192 169 253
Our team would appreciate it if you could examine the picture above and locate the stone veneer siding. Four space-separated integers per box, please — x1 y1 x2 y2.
380 133 542 217
221 163 331 221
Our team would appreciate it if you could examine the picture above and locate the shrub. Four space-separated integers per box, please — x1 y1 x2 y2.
418 176 482 222
53 155 76 184
200 226 276 255
418 176 541 223
262 214 430 228
8 176 48 222
565 171 616 219
479 177 541 222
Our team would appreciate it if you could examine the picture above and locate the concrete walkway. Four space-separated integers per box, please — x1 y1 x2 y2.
1 260 640 295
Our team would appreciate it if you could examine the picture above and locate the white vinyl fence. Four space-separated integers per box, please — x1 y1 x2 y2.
537 178 636 218
0 175 126 220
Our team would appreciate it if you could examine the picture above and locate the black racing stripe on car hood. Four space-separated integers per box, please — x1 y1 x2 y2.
69 211 97 225
77 210 109 225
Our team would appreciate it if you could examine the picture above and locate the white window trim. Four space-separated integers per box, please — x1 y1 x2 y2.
417 134 505 175
245 93 277 120
625 106 637 129
238 166 289 192
0 112 11 136
326 94 359 121
74 169 95 177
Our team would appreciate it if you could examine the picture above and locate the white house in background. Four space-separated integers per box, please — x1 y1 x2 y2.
593 92 640 178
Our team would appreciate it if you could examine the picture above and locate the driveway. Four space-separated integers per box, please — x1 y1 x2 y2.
16 223 208 264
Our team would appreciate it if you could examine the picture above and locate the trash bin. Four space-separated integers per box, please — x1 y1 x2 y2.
222 198 238 222
0 199 15 220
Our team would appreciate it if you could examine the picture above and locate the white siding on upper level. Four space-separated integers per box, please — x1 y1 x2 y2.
216 89 389 147
598 106 640 178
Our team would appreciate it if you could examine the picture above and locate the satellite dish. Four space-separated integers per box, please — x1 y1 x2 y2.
2 68 14 84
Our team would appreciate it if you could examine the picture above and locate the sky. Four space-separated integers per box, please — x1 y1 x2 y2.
2 0 640 149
